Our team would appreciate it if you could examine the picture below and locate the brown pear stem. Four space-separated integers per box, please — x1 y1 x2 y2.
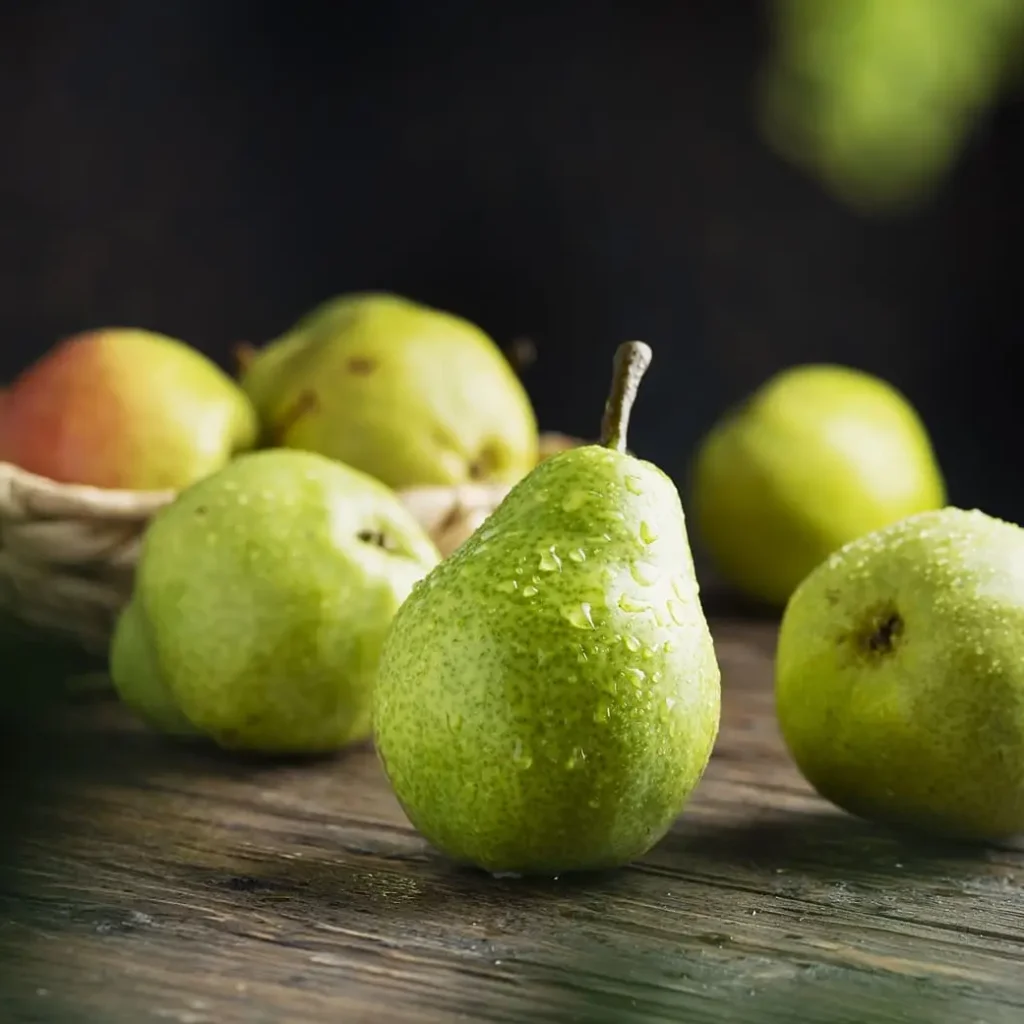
234 343 257 375
600 341 652 453
504 336 538 375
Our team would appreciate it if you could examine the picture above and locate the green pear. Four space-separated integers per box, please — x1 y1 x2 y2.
238 292 538 490
776 506 1024 842
110 600 200 738
374 342 721 875
0 328 257 490
110 448 439 754
691 364 945 607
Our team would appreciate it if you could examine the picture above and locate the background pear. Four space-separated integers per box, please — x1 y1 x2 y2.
110 448 439 754
374 342 721 876
0 329 257 490
239 292 538 490
691 364 945 606
776 506 1024 842
110 600 200 738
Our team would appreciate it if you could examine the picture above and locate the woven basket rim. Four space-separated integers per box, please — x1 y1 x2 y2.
0 430 585 517
0 433 585 654
0 460 176 519
0 461 520 513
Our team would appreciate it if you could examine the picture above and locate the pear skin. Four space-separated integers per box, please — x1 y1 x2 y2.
0 329 257 490
692 364 945 606
110 600 200 738
112 449 440 755
240 293 538 490
776 506 1024 842
374 342 721 875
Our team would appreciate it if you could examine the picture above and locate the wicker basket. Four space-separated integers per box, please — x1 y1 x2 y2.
0 432 583 657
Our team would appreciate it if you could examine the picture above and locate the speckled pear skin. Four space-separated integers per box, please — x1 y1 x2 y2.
112 448 439 755
776 506 1024 842
373 444 722 875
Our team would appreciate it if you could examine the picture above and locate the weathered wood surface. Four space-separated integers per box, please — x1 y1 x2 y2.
1 619 1022 1024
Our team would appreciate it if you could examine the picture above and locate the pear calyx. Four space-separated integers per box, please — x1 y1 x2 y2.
600 341 653 454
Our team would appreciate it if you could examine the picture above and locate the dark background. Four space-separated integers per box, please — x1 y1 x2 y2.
1 1 1022 518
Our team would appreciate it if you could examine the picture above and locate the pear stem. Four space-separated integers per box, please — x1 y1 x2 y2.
600 341 653 453
504 337 538 375
234 343 257 375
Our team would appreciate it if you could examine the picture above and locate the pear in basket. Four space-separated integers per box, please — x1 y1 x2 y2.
110 448 439 755
237 293 538 490
0 329 257 490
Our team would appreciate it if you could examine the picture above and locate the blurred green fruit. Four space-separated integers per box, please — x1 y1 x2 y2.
691 364 945 607
240 292 538 490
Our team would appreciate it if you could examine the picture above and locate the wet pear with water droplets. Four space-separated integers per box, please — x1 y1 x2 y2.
373 342 721 875
776 506 1024 841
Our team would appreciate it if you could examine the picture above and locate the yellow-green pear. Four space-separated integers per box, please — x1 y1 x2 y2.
691 364 945 606
777 507 1024 842
109 448 439 754
374 342 721 876
239 293 538 489
0 328 257 491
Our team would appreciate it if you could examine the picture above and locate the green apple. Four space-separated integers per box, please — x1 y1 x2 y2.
691 364 945 606
776 506 1024 842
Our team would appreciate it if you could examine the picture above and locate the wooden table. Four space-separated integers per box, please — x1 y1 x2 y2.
1 619 1022 1023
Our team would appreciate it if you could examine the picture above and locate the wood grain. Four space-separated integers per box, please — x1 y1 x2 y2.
1 619 1022 1024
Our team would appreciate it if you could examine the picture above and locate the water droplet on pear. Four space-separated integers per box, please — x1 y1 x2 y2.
617 594 649 614
562 602 596 629
538 548 562 572
630 561 657 587
667 599 688 625
512 739 534 770
624 667 646 687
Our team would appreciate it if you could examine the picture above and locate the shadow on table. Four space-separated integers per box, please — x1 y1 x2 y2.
0 619 107 879
661 809 1011 883
191 809 1009 929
